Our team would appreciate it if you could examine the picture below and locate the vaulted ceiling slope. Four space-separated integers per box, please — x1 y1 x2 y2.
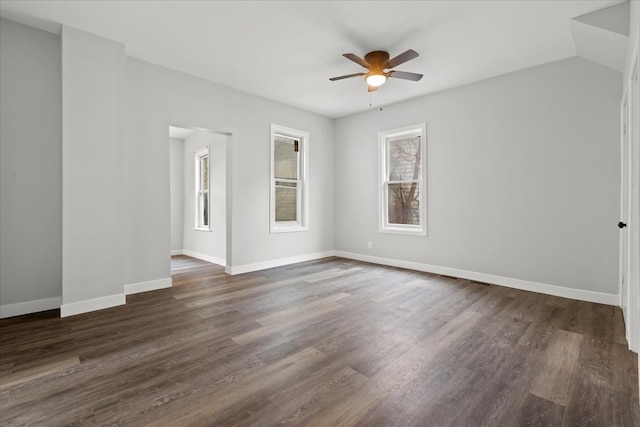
571 0 630 71
0 0 626 118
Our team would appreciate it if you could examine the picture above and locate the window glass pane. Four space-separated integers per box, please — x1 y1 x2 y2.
202 156 209 191
387 182 420 225
274 137 298 180
202 192 209 226
388 136 421 181
275 184 298 222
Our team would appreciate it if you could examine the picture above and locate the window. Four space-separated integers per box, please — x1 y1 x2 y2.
194 146 210 230
270 124 308 233
379 124 427 235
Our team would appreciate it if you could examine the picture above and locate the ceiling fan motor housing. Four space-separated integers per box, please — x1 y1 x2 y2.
364 51 390 75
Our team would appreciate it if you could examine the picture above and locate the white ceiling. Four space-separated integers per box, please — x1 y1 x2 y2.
0 0 622 118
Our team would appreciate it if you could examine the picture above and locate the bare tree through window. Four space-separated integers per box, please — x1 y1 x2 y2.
379 124 426 235
387 136 421 225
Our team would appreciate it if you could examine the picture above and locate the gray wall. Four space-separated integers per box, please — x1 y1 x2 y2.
170 137 184 252
335 56 621 295
0 18 62 312
1 20 335 315
182 131 227 264
61 25 125 314
123 57 335 284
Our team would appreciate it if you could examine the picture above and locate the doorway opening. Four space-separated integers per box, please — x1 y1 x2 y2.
169 126 231 270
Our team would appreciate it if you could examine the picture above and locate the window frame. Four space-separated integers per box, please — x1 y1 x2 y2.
378 123 427 236
270 123 309 233
194 146 211 231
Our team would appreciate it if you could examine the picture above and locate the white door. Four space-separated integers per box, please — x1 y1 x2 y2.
620 98 630 324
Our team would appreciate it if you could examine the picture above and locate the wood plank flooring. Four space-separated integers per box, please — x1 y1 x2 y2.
1 256 639 426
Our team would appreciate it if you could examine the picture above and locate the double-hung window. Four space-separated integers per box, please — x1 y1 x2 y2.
379 124 427 235
194 146 210 230
270 124 308 233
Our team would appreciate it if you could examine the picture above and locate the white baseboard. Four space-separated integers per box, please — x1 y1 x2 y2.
182 250 225 267
0 296 62 319
125 277 172 295
226 251 337 275
60 293 125 318
335 251 619 306
170 249 184 256
2 253 616 317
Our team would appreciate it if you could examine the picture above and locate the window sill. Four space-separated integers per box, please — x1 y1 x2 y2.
379 226 426 236
270 224 308 234
193 227 212 232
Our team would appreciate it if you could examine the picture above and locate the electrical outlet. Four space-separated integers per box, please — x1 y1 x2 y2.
368 241 373 249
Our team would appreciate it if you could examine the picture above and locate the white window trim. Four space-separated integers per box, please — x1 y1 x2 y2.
194 146 211 231
378 123 427 236
270 123 309 233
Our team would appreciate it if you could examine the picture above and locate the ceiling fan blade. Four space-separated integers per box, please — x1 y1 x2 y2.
343 53 370 69
385 49 419 69
329 72 366 81
368 85 378 93
388 70 423 81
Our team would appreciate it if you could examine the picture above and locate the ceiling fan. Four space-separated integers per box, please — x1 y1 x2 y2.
329 49 423 92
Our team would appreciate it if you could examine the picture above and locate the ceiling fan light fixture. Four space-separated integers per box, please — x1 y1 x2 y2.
330 50 422 91
366 73 387 87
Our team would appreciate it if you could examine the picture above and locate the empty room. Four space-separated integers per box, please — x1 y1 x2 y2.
1 1 639 425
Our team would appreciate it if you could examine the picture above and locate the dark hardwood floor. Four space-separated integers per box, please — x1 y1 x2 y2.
1 256 639 426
